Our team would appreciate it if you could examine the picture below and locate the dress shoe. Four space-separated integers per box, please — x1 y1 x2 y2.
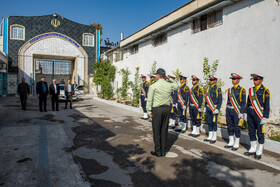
161 152 166 157
150 151 161 157
254 154 262 160
244 152 255 156
224 145 233 148
204 139 210 142
231 147 238 151
70 107 73 109
210 140 216 144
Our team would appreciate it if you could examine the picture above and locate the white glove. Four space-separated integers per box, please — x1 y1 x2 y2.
172 104 176 108
260 118 267 125
238 113 243 119
144 98 147 101
176 103 178 108
183 106 187 110
213 109 219 115
204 108 206 113
198 108 201 112
244 113 247 121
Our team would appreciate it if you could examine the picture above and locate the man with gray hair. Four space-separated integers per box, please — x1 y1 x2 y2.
49 79 59 111
146 68 179 157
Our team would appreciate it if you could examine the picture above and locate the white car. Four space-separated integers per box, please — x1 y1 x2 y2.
74 85 85 97
58 83 77 101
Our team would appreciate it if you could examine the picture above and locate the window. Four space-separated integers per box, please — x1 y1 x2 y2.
130 45 138 54
192 10 223 34
153 34 167 47
83 33 94 47
10 25 25 40
208 10 223 28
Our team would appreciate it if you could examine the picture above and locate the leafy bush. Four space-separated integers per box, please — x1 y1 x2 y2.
118 67 131 101
92 60 116 99
149 61 157 75
129 67 141 107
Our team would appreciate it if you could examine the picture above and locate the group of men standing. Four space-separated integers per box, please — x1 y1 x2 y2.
17 77 77 112
141 71 270 160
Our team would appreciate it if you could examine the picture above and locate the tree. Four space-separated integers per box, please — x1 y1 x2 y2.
92 60 116 99
149 61 157 75
117 67 131 101
129 67 141 107
90 22 103 35
172 68 182 82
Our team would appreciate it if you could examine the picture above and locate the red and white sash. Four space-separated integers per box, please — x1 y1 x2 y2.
189 88 199 110
228 88 241 115
177 88 185 106
141 83 146 97
249 87 263 120
205 87 217 112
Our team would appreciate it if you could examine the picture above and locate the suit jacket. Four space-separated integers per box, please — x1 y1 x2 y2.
49 84 59 96
65 83 74 95
36 81 48 95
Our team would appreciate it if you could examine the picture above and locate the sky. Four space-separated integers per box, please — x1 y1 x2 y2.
0 0 191 46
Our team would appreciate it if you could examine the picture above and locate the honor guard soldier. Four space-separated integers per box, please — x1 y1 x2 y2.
175 75 189 132
224 73 246 150
189 75 203 137
140 74 150 119
17 78 30 110
168 75 178 128
203 75 223 143
244 74 270 160
150 75 156 85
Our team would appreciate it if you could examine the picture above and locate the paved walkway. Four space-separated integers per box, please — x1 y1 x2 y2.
0 95 279 186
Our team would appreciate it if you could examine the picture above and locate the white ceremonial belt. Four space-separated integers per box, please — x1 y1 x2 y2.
190 104 195 107
227 105 235 109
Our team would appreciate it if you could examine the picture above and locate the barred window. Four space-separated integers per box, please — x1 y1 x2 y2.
153 34 167 47
130 45 138 54
192 19 200 34
10 25 25 40
208 10 223 28
83 33 94 47
192 9 223 34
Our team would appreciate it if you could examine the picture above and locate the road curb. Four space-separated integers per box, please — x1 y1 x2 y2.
92 96 280 154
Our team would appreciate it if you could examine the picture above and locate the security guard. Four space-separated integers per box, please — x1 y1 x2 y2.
244 74 270 160
150 75 156 85
168 75 178 128
224 73 246 150
140 74 149 119
175 75 189 133
203 75 223 144
17 77 30 110
189 75 203 137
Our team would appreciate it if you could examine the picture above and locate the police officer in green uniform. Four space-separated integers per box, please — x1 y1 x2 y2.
17 78 30 110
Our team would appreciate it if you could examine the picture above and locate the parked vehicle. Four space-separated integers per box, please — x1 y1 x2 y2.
58 83 77 101
75 85 85 97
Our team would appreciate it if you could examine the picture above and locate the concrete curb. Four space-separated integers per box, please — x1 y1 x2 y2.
92 97 280 154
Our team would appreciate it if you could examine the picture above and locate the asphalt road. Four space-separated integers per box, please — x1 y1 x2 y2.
0 95 279 187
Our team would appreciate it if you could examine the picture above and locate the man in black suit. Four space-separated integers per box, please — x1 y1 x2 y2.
49 79 59 111
36 77 48 112
65 79 74 109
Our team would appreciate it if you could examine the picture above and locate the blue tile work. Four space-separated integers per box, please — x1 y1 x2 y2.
7 14 97 74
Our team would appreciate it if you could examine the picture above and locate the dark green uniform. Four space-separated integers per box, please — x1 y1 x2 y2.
17 83 30 110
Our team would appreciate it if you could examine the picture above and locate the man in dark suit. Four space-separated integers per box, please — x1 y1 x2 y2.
36 77 48 112
49 79 59 111
17 78 30 110
65 79 74 109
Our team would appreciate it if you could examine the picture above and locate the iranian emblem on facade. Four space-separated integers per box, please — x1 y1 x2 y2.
51 19 60 27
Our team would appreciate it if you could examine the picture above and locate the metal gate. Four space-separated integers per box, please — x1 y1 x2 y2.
35 59 72 85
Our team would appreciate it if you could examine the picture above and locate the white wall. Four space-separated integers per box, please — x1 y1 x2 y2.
113 0 280 123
